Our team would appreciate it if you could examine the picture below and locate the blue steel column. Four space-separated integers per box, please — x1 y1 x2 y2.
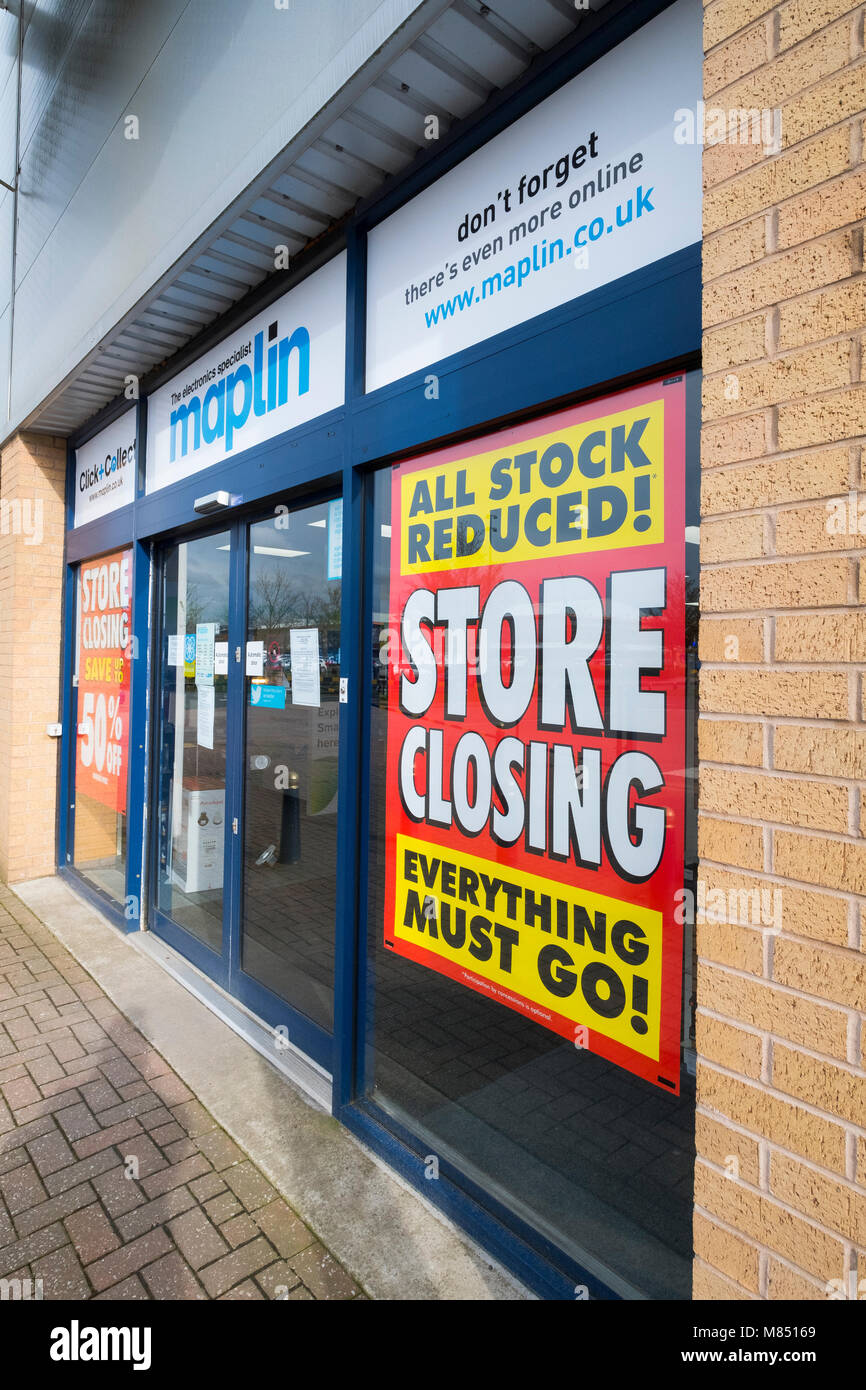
225 513 248 992
123 395 150 933
56 442 78 872
332 224 366 1107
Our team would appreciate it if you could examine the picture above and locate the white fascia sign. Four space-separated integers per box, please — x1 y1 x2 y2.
365 0 702 393
74 408 136 527
146 252 346 494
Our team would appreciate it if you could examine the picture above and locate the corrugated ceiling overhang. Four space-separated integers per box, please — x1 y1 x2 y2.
26 0 614 437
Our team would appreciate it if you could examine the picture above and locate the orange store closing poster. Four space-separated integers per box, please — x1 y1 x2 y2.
75 550 132 815
383 375 687 1093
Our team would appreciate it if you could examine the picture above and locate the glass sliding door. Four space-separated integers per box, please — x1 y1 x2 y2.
153 530 231 967
240 499 341 1034
149 499 340 1068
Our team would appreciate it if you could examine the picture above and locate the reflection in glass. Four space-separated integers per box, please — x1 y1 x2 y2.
241 500 341 1031
155 532 230 952
362 371 701 1298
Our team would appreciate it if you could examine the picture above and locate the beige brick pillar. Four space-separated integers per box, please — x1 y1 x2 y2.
695 0 866 1299
0 432 67 883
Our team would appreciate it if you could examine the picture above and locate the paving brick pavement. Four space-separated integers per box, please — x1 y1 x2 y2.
0 884 365 1301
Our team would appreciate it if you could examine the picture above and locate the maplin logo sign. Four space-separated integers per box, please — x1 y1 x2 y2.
169 317 310 463
145 251 346 495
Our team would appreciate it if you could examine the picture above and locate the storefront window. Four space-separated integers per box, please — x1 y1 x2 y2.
72 549 133 904
363 370 700 1297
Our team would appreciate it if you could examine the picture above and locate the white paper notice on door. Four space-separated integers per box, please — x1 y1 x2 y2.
195 623 216 686
214 642 228 676
327 498 343 580
245 640 264 676
197 684 215 749
290 628 321 707
167 634 182 667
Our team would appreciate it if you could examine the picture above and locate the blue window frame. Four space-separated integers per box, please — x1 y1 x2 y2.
59 399 139 934
58 0 698 1298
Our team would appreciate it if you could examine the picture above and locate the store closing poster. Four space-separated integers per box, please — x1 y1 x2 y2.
76 550 132 813
383 377 686 1092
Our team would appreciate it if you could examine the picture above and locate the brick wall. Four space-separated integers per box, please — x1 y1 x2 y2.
0 432 67 884
696 0 866 1298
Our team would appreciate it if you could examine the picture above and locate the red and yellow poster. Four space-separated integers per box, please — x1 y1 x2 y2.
383 376 687 1092
75 549 132 815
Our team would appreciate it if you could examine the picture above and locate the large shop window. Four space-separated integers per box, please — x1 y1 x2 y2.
363 371 700 1298
72 549 133 904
